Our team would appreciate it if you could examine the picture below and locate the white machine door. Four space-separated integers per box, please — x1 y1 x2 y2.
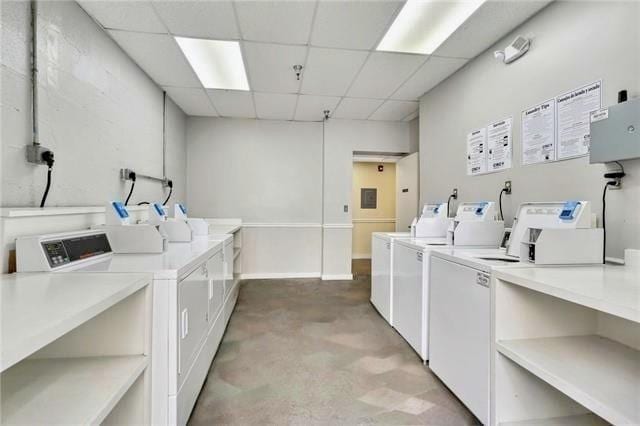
429 256 490 425
206 250 225 323
392 243 424 359
178 265 210 387
371 237 391 324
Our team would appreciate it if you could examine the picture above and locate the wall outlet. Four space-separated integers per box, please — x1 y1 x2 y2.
504 181 512 194
343 205 348 213
452 188 458 199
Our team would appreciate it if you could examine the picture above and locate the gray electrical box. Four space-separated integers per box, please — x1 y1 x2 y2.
590 97 640 163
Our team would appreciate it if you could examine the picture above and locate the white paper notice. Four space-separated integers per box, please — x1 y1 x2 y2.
522 100 556 165
487 117 512 172
556 80 602 160
467 128 487 175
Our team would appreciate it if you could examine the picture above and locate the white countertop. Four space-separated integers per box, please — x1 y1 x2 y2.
394 237 449 250
72 237 224 279
208 224 241 235
1 272 151 371
494 264 640 323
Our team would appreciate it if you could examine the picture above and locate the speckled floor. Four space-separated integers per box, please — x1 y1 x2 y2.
188 274 479 425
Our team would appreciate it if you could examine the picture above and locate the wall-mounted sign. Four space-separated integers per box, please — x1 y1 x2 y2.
522 99 556 165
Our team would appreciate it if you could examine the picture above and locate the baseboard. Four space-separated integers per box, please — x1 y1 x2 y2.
321 274 354 280
352 254 371 259
240 272 321 280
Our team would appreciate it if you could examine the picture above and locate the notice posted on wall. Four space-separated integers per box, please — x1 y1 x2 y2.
556 80 602 160
487 117 512 172
522 99 556 165
466 128 487 175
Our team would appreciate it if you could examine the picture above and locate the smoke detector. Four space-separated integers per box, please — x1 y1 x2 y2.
293 64 303 80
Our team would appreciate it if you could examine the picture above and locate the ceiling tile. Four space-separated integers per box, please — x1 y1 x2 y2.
253 92 297 120
207 89 255 118
333 98 384 120
164 87 217 116
78 1 166 33
235 1 316 45
300 48 368 97
347 52 427 99
294 95 340 121
310 0 403 50
434 1 551 58
242 42 308 94
152 1 239 39
370 100 418 121
391 56 467 100
108 30 200 87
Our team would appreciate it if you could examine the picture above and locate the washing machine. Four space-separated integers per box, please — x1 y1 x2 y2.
371 232 410 324
16 229 234 426
428 201 599 425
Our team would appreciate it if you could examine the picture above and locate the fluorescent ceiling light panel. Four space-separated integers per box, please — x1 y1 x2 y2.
175 37 249 90
377 0 485 55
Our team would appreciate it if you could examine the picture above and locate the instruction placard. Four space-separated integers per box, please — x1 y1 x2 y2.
556 80 602 160
466 128 487 175
522 99 556 165
487 117 512 172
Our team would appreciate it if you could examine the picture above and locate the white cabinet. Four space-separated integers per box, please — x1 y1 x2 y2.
371 235 392 324
206 251 225 324
429 256 490 425
392 242 425 359
223 239 233 296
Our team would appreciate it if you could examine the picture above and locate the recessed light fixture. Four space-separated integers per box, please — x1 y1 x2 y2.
175 37 249 91
377 0 486 55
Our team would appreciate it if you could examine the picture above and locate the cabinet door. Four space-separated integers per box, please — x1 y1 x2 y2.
223 241 233 296
206 250 225 323
371 237 391 323
178 264 209 384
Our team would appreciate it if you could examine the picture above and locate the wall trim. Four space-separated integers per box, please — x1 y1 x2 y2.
242 223 322 228
322 223 354 229
240 272 321 280
321 274 354 280
352 254 371 260
352 218 397 223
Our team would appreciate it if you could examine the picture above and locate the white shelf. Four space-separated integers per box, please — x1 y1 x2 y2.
500 413 607 425
1 355 147 424
494 265 640 323
497 335 640 425
1 273 151 371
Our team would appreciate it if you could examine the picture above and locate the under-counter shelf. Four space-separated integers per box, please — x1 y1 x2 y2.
497 336 639 425
1 355 147 424
500 413 606 426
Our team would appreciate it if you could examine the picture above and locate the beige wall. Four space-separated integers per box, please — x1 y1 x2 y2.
352 162 396 258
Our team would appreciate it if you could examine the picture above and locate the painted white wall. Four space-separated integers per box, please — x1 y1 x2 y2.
186 117 411 278
419 1 640 259
1 1 187 208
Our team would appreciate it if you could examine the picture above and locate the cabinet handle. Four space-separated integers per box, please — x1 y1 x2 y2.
209 279 213 300
417 252 423 262
181 309 189 338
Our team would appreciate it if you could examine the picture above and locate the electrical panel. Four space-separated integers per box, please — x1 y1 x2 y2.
590 97 640 163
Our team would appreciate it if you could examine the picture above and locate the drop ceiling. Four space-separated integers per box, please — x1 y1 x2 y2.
78 0 550 122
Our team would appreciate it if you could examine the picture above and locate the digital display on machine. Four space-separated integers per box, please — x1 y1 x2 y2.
41 233 112 268
559 201 580 220
475 202 488 215
112 201 129 219
153 203 166 217
179 204 187 214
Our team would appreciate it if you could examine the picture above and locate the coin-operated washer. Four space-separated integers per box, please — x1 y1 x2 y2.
16 224 228 425
95 201 168 253
428 201 603 425
171 203 210 236
147 202 193 243
391 201 504 363
371 202 450 326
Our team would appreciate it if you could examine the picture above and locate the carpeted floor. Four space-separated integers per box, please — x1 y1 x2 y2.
188 274 478 425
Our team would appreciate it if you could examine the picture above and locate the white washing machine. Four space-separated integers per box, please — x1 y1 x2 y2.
370 232 410 325
428 201 599 425
16 230 235 426
391 237 448 361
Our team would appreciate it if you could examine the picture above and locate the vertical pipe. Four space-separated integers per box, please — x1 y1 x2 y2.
31 0 39 146
162 90 167 178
